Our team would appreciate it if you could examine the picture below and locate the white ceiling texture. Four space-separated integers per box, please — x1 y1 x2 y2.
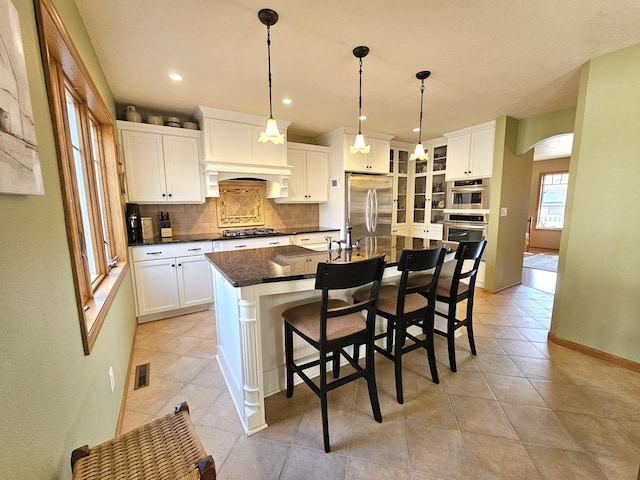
74 0 640 158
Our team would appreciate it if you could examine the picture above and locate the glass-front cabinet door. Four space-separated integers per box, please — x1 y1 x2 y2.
410 140 447 240
390 143 412 235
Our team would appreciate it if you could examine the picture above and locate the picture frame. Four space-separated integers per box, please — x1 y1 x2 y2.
0 0 44 195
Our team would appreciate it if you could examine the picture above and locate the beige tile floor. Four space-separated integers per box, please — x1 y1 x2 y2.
121 284 640 480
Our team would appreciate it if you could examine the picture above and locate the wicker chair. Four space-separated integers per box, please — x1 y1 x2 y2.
71 402 215 480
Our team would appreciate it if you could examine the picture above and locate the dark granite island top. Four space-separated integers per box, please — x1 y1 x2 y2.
206 236 451 287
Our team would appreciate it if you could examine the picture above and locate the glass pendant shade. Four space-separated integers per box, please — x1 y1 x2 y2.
350 133 371 154
258 117 284 144
410 143 428 161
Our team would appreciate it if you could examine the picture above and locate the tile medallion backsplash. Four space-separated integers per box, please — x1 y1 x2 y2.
137 187 320 237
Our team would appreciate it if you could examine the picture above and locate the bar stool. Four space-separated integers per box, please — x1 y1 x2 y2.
282 255 385 453
434 239 487 372
353 247 445 404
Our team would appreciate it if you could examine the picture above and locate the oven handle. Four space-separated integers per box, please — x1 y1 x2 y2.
444 222 488 231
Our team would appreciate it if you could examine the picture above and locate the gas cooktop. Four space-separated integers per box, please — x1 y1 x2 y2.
222 227 280 238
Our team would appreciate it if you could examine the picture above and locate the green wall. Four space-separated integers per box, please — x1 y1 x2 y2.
0 0 136 478
485 116 534 291
551 43 640 362
516 107 576 155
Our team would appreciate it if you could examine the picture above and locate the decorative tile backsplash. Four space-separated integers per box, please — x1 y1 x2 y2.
138 185 319 237
218 181 265 227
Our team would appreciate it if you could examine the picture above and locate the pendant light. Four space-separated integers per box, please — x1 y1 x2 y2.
410 70 431 161
257 8 284 144
350 46 370 154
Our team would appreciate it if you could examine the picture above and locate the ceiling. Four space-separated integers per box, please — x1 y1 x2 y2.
74 0 640 150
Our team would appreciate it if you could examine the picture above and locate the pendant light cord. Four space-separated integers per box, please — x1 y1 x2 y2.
418 80 425 144
358 57 363 134
266 24 273 119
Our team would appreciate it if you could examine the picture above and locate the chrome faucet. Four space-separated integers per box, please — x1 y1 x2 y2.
343 221 353 251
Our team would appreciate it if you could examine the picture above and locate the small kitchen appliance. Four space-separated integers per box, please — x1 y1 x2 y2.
126 203 142 244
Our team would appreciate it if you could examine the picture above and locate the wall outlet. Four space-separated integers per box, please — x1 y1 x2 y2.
500 207 508 217
108 366 115 393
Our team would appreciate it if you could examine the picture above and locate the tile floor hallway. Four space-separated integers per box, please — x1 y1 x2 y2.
121 285 640 479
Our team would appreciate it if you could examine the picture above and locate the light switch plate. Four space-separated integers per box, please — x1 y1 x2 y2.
500 207 508 216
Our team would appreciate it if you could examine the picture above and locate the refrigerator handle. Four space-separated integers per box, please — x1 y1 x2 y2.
365 188 372 232
372 188 378 232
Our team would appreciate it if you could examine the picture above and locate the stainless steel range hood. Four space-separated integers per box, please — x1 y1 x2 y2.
195 106 293 198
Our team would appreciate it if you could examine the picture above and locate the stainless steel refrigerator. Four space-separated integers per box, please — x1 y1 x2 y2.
345 173 393 246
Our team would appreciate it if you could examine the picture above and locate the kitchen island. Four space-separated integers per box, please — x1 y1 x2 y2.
206 236 452 435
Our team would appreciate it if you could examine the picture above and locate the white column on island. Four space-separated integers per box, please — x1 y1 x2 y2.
238 295 265 433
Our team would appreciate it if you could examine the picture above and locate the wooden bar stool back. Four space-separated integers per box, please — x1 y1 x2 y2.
434 239 487 372
353 246 446 404
282 255 385 453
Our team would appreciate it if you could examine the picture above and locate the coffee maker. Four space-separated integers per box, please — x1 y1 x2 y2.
125 203 142 244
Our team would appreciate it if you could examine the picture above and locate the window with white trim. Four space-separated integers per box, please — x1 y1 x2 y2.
536 172 569 230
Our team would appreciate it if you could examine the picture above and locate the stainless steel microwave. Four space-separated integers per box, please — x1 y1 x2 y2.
447 178 490 209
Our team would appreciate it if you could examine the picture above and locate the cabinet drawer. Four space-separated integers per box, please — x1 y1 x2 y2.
214 236 291 252
131 241 213 262
293 231 339 246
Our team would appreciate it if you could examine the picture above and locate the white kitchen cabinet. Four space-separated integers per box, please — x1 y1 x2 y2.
276 143 329 203
410 223 443 240
130 241 213 321
444 120 496 181
118 121 203 203
343 134 390 174
390 142 411 232
213 236 291 252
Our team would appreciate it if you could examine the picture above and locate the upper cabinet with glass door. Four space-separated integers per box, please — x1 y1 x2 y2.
390 142 412 235
410 139 446 240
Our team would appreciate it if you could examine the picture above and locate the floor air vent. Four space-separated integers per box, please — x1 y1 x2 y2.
134 363 150 390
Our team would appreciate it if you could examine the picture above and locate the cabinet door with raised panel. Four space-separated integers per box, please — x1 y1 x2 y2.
304 151 329 202
445 134 471 180
469 128 495 178
285 149 307 201
367 137 391 174
177 255 214 307
122 130 166 202
133 258 180 315
162 134 202 203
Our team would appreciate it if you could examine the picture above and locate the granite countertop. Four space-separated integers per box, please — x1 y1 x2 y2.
128 227 341 247
206 236 450 287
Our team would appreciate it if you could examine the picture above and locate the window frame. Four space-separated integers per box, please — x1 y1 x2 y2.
36 0 129 354
535 170 569 231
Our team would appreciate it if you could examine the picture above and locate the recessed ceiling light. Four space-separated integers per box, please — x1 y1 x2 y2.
282 98 292 105
413 127 420 132
358 115 367 121
169 73 183 81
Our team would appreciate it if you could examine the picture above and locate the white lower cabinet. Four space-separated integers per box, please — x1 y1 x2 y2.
410 223 443 240
131 241 214 321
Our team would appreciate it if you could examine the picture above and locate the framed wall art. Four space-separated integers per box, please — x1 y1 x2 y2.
0 0 44 195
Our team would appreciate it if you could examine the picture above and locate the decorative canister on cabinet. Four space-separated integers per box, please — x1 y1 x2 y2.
125 105 142 122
